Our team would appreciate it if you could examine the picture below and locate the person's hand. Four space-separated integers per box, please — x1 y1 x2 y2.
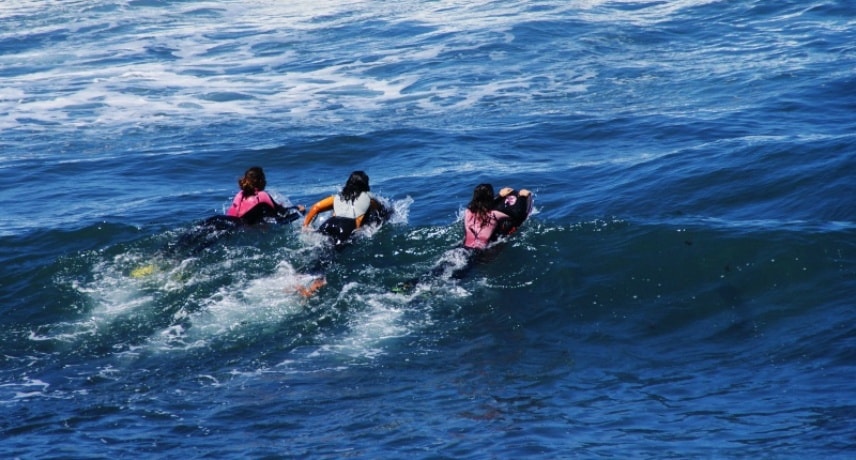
499 187 514 197
297 204 306 212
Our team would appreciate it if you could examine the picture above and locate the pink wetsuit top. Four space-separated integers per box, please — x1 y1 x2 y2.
463 209 509 249
227 190 276 218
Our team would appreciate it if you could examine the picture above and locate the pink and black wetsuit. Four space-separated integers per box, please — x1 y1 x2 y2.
226 190 299 225
463 209 510 250
463 190 533 250
174 189 300 254
394 189 533 290
492 192 533 237
227 190 276 218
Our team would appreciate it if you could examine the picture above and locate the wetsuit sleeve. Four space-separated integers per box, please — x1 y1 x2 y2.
262 192 298 217
486 209 512 242
260 192 289 219
303 196 335 227
268 195 289 215
273 201 303 224
261 192 303 218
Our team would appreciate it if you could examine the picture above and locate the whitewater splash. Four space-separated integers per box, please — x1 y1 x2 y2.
30 197 421 364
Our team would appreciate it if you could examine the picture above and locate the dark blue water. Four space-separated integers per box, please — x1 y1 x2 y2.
1 1 854 458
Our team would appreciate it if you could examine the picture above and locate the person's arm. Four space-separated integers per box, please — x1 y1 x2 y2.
277 203 305 215
274 203 305 224
492 209 510 221
485 209 512 243
256 191 302 221
498 187 531 198
491 188 513 209
303 196 334 227
273 199 305 216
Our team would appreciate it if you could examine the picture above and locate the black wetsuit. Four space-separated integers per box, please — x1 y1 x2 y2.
317 204 390 247
491 191 532 239
175 203 302 254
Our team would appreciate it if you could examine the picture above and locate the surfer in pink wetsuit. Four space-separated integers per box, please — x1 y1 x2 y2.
227 166 304 225
173 167 304 254
463 183 532 249
392 183 533 292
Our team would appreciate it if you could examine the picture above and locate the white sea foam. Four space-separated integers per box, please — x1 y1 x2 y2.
149 259 312 351
32 255 158 345
312 283 409 361
0 0 610 133
0 376 51 404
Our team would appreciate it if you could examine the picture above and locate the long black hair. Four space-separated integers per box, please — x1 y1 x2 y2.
466 183 495 226
340 170 370 202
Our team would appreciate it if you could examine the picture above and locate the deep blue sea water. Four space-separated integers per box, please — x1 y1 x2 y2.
1 1 854 458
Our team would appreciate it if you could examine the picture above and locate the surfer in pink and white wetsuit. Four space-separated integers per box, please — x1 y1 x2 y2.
463 183 532 250
392 183 533 292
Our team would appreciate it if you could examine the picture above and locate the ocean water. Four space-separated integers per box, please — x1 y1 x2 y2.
1 0 854 458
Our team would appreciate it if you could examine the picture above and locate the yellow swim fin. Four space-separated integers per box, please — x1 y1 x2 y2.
130 263 158 278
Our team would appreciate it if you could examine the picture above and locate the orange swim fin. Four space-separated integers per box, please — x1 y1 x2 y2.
296 277 327 298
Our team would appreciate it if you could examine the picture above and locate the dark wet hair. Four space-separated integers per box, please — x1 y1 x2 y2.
340 170 370 202
238 166 266 196
467 183 495 226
